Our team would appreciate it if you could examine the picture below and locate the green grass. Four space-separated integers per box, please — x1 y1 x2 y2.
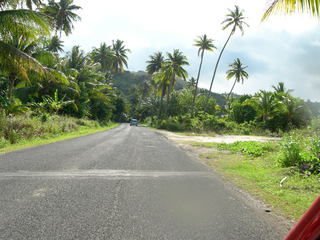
0 123 119 154
191 141 278 157
190 141 319 220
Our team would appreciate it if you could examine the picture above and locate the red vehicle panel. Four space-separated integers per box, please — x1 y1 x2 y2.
285 197 320 240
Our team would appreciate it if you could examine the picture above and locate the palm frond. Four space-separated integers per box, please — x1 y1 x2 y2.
262 0 320 20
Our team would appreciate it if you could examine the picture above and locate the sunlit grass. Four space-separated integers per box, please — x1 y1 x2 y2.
191 141 319 220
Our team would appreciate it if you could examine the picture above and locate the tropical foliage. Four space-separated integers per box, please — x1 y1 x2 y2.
263 0 320 19
0 0 129 134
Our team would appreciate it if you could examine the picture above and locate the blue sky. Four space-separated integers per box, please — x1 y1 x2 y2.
62 0 320 101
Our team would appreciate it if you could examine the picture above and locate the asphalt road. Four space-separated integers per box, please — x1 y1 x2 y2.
0 124 287 239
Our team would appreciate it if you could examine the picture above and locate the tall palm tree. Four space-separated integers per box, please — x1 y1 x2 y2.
152 70 170 117
162 49 189 97
90 43 114 73
111 39 130 72
46 35 64 53
208 5 248 94
146 51 164 75
226 58 248 101
263 0 320 19
43 0 81 37
192 34 216 113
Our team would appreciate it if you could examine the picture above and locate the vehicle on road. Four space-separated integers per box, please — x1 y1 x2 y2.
130 119 138 126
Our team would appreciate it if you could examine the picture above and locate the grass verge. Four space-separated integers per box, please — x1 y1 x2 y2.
0 123 119 154
189 141 319 221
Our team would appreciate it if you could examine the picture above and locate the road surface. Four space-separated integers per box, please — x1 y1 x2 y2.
0 124 287 239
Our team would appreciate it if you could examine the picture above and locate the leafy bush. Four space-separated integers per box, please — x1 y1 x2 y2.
0 113 104 148
217 141 276 157
279 135 320 175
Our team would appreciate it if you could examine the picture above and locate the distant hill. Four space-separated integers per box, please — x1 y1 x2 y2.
112 71 320 116
112 71 185 95
113 71 236 107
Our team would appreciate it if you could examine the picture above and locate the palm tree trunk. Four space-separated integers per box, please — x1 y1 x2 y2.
159 91 165 118
8 73 16 100
208 29 234 94
192 50 204 115
227 79 237 101
165 74 175 116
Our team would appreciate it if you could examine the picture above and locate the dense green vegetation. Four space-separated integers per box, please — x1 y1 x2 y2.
0 0 129 148
0 112 118 153
117 6 318 137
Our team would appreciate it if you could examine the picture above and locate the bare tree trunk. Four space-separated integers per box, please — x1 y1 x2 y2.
159 91 165 118
192 50 204 116
165 74 175 116
208 29 234 94
227 79 237 101
8 74 16 100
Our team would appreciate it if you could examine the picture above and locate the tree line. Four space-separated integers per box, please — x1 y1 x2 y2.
0 0 129 122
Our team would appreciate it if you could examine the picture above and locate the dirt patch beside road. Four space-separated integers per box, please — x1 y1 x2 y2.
156 130 280 144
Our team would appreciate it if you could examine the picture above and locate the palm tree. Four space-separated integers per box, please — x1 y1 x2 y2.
111 39 130 72
146 51 164 75
226 58 248 101
263 0 320 20
90 43 114 73
186 77 196 89
208 5 248 94
152 71 170 117
1 0 43 10
255 90 280 122
22 0 43 9
46 35 64 53
272 82 292 94
162 49 189 97
43 0 81 37
0 5 50 99
192 34 216 113
65 45 86 71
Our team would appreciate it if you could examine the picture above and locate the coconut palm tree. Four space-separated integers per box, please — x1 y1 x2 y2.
263 0 320 20
192 34 216 113
46 35 64 53
111 39 130 72
208 5 248 94
162 49 189 97
65 45 86 71
0 5 50 99
226 58 248 101
272 82 293 94
90 43 114 73
152 70 170 117
146 51 164 75
255 90 280 122
22 0 43 9
43 0 81 37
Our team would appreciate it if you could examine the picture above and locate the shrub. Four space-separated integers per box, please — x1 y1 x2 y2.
279 135 320 175
217 141 276 157
0 113 103 149
278 136 303 167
